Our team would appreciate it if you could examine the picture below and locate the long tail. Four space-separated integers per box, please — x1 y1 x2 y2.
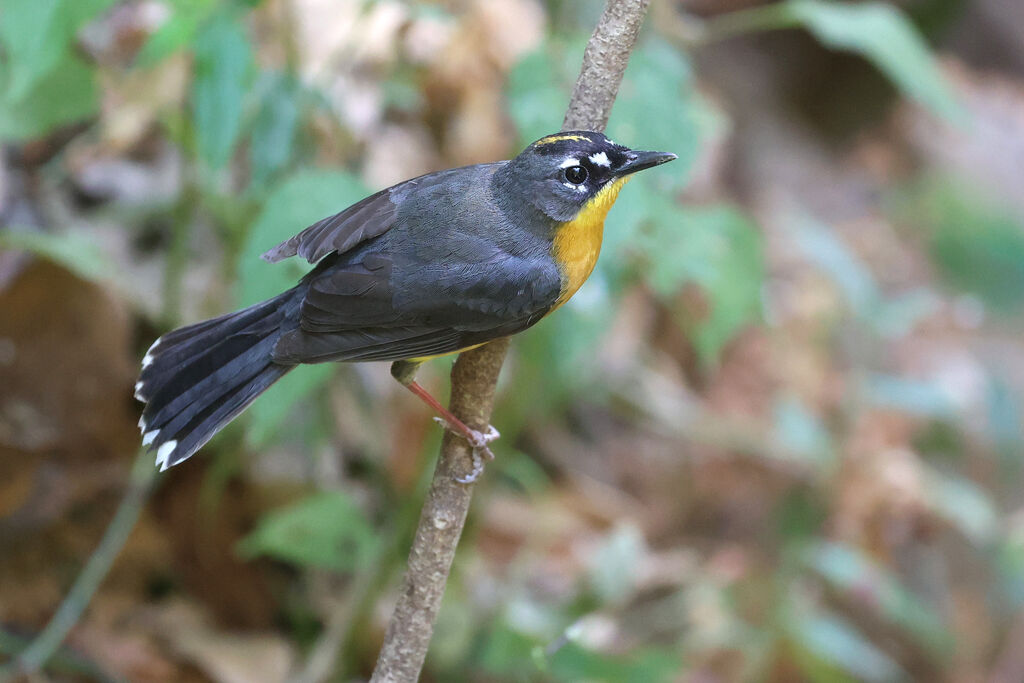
135 289 302 470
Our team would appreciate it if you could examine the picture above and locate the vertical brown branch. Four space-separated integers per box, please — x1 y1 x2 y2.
369 1 651 680
564 0 652 131
369 338 509 683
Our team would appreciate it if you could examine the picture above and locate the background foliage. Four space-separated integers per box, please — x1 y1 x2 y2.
3 0 1024 681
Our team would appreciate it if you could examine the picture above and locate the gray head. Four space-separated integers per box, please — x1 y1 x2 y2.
494 131 677 224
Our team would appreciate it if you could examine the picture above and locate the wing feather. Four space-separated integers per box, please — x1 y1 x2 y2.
261 189 397 264
273 326 466 364
259 166 488 265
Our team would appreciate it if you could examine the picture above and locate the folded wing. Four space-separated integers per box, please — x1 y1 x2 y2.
273 248 562 364
261 188 397 265
260 166 484 265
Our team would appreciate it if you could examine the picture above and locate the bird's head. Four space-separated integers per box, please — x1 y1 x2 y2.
498 131 677 225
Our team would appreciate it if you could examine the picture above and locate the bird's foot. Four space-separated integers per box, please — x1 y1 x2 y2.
432 417 499 449
432 418 499 483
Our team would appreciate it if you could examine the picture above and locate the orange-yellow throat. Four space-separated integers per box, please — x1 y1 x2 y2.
551 176 630 306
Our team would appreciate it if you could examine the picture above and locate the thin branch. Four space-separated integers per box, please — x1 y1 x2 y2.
369 1 652 680
2 449 156 680
368 338 509 683
563 0 652 131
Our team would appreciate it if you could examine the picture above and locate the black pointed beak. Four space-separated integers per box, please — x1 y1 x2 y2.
615 150 677 177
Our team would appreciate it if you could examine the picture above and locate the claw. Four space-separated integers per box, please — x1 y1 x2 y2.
431 418 499 483
431 417 500 449
454 448 487 484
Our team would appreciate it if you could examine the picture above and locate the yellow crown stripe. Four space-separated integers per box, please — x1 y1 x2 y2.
534 133 591 146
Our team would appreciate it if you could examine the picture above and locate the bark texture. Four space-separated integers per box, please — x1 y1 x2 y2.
370 1 652 680
369 338 509 683
564 0 652 132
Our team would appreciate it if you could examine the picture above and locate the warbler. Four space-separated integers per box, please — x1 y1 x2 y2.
135 131 676 477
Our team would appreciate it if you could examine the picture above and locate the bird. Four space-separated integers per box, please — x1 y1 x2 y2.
135 131 676 479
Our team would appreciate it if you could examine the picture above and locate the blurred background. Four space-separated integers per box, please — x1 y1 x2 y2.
3 0 1024 680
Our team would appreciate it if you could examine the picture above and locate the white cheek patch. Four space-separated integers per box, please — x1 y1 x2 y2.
589 151 610 167
559 157 581 169
563 182 587 192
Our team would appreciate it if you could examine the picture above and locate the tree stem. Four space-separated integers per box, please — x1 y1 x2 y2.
2 450 156 679
369 1 652 680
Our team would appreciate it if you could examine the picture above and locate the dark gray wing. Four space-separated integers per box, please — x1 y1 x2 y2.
272 247 562 364
260 166 486 265
261 188 397 264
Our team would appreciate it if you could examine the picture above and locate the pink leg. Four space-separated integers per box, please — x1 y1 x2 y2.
403 381 499 483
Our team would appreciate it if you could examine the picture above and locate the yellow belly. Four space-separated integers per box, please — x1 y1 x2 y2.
551 176 630 306
407 343 485 363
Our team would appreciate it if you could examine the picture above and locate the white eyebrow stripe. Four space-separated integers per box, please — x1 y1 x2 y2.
589 152 610 167
559 157 581 169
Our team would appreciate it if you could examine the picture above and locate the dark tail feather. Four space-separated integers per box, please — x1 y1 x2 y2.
135 290 300 470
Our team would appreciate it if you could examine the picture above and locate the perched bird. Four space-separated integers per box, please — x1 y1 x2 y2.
135 131 676 478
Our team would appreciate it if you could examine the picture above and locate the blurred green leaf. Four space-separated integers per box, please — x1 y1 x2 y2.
787 609 906 682
773 395 835 471
135 0 217 67
785 0 962 122
895 177 1024 312
987 377 1024 472
245 365 333 448
806 542 951 656
922 468 997 544
777 489 827 540
547 641 679 683
0 0 63 102
0 56 98 140
0 227 110 282
873 288 941 339
997 528 1024 608
636 202 763 364
237 491 378 571
865 374 956 418
503 273 617 430
600 37 728 288
192 13 252 169
478 622 678 683
600 44 753 365
494 448 552 495
478 624 537 677
0 0 115 102
506 45 575 146
249 73 301 189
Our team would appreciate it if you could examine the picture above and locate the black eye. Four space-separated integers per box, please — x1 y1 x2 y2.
564 165 588 184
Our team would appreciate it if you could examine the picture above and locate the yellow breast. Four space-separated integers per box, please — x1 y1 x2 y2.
551 176 630 306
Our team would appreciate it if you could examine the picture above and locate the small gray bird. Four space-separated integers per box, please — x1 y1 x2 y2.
135 131 676 477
